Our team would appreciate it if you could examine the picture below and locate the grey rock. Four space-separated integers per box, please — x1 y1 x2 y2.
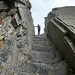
37 67 49 75
29 51 55 64
0 1 8 9
46 6 75 70
32 46 54 53
24 61 39 73
17 41 25 48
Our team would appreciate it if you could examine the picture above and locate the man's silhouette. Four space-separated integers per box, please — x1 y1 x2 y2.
35 24 41 35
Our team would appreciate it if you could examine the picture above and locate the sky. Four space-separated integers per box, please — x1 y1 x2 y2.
29 0 75 35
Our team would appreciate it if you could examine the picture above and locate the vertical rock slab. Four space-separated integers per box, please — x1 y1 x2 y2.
0 0 34 75
46 6 75 70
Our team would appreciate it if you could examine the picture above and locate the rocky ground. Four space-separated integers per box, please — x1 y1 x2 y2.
23 34 69 75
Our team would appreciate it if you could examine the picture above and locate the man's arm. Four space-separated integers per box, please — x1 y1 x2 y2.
35 26 38 27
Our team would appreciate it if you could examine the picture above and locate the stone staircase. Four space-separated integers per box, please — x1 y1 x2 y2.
25 34 68 75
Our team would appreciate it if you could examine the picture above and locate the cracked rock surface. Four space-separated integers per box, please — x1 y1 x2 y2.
25 34 68 75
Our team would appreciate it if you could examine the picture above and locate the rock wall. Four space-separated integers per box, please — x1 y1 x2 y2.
0 0 34 75
45 6 75 70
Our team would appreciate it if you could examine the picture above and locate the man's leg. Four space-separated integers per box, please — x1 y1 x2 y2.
38 31 40 35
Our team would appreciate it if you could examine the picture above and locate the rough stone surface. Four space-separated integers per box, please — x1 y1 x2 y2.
46 6 75 70
0 0 34 75
0 1 70 75
26 34 68 75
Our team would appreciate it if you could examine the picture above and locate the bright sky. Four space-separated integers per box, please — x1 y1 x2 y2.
29 0 75 35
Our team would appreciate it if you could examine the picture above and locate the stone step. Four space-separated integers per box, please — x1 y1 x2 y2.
33 40 53 47
33 37 53 46
33 44 50 47
32 46 56 53
17 60 53 73
33 38 47 42
33 34 46 39
33 38 49 41
17 60 68 75
28 51 55 64
33 43 50 47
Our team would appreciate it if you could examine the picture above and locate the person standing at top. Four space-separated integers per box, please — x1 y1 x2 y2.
35 24 41 35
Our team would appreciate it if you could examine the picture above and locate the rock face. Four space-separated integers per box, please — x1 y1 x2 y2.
0 0 34 75
45 6 75 70
0 1 70 75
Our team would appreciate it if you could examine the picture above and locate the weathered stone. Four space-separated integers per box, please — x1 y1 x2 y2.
0 0 34 75
0 1 8 9
53 50 62 63
0 1 70 75
46 6 75 70
54 60 68 75
29 51 55 64
36 67 49 75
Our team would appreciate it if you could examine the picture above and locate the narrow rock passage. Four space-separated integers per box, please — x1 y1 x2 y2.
26 34 68 75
